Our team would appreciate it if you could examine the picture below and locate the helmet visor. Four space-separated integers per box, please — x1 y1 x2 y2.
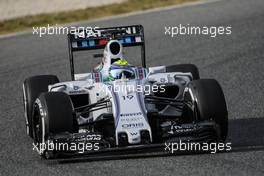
109 66 134 79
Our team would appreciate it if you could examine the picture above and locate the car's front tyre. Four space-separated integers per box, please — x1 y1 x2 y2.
23 75 59 138
184 79 228 141
33 92 78 158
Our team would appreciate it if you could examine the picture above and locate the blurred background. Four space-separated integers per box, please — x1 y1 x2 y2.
0 0 126 21
0 0 194 35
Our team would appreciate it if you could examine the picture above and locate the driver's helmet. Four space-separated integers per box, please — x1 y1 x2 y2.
107 59 134 81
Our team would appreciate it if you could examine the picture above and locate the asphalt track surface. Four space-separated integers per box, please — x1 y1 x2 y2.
0 0 264 175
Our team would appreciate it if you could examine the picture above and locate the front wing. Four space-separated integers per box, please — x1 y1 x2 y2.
40 121 219 160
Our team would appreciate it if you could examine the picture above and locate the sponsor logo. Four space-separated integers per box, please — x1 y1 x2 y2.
75 26 137 38
120 117 142 122
168 124 194 134
122 123 144 129
69 85 86 94
73 86 79 90
69 90 86 94
75 134 101 142
130 132 138 136
84 86 94 90
120 112 142 117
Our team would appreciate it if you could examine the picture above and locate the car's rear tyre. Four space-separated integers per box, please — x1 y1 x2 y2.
184 79 228 141
33 92 78 158
166 64 200 80
23 75 59 138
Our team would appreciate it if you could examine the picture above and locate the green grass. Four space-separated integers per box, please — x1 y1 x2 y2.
0 0 196 35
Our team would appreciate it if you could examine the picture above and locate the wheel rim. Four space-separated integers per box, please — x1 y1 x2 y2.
33 105 43 144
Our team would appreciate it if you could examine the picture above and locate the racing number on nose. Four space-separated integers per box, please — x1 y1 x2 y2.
122 95 134 100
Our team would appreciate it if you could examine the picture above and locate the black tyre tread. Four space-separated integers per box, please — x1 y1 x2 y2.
23 75 59 137
37 92 77 135
166 64 200 80
187 79 228 141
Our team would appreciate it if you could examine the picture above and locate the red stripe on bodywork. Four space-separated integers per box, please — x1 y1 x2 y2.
95 72 99 82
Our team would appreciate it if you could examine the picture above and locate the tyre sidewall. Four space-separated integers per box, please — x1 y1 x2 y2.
184 79 228 141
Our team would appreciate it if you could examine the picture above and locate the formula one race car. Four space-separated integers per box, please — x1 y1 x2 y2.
23 25 228 159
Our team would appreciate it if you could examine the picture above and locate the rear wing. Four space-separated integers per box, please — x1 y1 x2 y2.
67 25 146 80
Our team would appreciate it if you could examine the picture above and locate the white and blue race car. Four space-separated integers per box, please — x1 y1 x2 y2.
23 25 228 159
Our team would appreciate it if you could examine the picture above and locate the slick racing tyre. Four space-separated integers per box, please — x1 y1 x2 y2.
33 92 78 158
23 75 59 138
166 64 200 80
184 79 228 141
